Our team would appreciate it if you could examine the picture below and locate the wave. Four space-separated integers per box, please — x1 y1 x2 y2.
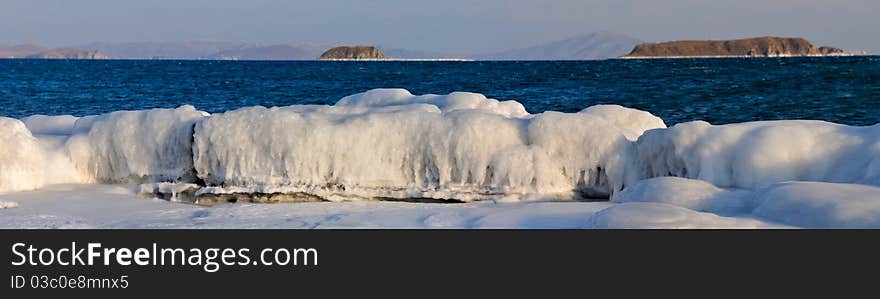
1 89 878 204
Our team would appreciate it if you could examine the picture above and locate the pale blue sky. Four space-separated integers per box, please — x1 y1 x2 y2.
2 0 877 53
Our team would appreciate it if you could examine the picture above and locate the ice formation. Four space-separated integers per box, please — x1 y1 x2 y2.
0 117 46 193
21 114 80 135
2 106 207 193
635 120 880 189
193 89 659 201
577 105 666 141
2 88 879 210
67 105 207 183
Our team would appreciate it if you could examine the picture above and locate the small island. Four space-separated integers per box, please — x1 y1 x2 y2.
621 37 847 59
319 46 386 60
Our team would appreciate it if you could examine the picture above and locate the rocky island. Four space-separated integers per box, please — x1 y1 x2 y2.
319 46 385 60
621 37 845 58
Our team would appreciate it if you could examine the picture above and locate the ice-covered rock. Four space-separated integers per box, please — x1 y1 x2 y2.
8 88 880 213
6 90 664 201
636 120 880 189
65 105 207 183
138 182 201 202
193 89 661 201
0 117 46 193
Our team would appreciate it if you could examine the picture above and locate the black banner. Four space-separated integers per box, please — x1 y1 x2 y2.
1 230 877 296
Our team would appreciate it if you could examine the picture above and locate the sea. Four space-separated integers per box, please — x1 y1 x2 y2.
1 56 878 125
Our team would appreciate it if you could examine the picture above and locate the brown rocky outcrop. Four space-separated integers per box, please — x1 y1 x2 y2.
622 37 843 58
818 46 845 55
319 46 385 60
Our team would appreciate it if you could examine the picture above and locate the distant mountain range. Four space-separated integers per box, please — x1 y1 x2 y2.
0 44 47 58
211 42 338 60
381 32 641 60
0 44 110 59
476 31 641 60
380 48 462 60
76 40 253 59
3 32 643 60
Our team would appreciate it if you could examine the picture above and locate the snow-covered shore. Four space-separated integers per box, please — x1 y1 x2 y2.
4 180 877 228
0 183 791 229
1 88 878 228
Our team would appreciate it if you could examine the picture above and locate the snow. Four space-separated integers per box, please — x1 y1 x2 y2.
1 184 782 229
3 179 878 229
608 177 880 228
2 88 880 228
586 203 779 229
612 177 753 214
4 176 874 229
752 182 880 228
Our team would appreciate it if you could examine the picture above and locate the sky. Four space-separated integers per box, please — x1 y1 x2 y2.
1 0 878 54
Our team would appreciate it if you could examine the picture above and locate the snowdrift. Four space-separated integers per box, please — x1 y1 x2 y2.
752 182 880 228
2 88 878 206
586 202 775 229
612 177 752 213
609 177 880 228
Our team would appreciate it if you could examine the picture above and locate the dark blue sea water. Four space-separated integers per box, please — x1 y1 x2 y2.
1 57 878 125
